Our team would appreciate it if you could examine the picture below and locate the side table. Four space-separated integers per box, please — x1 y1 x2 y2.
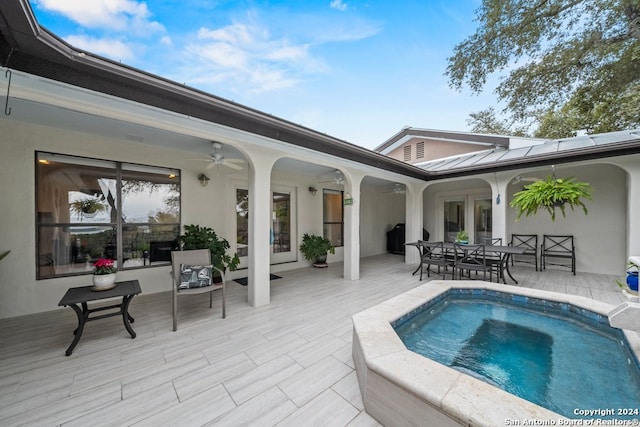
58 280 142 356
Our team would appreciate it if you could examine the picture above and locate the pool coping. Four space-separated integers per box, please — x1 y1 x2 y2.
352 280 640 426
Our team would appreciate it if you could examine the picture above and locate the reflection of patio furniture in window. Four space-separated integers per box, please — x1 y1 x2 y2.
149 240 175 263
170 249 226 331
39 254 55 276
509 234 538 271
541 235 576 275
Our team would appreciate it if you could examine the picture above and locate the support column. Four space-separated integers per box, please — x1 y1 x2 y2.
344 172 364 280
491 172 511 244
405 183 425 265
247 150 278 307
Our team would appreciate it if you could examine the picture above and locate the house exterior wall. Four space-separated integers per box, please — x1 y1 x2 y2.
386 138 488 164
359 185 406 257
0 118 404 318
506 163 627 275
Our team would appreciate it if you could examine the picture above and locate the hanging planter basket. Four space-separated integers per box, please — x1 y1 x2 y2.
510 175 593 221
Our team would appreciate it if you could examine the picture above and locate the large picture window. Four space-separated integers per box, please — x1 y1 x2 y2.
36 152 180 279
323 189 343 247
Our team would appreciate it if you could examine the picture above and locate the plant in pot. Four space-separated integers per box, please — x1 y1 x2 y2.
510 175 593 221
616 261 639 296
179 224 240 280
455 230 469 244
92 257 118 291
70 198 107 220
300 233 335 268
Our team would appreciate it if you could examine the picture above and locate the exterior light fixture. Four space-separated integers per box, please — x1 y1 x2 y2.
197 173 210 187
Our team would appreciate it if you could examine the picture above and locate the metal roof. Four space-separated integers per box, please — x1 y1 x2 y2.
416 130 640 176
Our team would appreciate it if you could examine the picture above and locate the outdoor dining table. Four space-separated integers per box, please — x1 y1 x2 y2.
405 241 527 284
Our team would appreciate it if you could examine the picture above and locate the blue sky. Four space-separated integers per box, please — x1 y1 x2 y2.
29 0 497 149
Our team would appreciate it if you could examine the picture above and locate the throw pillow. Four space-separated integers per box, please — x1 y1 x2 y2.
179 264 213 289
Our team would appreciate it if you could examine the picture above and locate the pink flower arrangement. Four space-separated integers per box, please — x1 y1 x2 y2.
93 258 117 275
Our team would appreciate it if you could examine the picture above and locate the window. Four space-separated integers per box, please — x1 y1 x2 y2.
416 141 425 159
36 152 180 279
403 145 412 161
323 189 343 247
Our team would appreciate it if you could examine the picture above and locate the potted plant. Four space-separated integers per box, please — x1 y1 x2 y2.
455 230 469 244
300 233 335 267
70 198 106 219
179 224 240 278
510 175 593 221
616 260 639 296
92 258 117 290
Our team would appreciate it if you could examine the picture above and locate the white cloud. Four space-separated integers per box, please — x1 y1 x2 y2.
182 20 322 93
330 0 348 11
33 0 165 33
64 35 134 61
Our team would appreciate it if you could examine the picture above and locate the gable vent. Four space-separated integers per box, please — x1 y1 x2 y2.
403 145 412 161
416 141 424 159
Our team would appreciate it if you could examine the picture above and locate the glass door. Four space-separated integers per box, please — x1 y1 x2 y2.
443 200 465 242
234 186 297 267
473 198 493 244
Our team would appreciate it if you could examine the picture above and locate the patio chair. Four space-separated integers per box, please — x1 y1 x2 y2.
509 234 538 271
170 249 226 331
453 243 493 281
419 241 454 280
541 235 576 275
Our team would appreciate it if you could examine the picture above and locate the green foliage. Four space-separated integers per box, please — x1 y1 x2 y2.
179 224 240 272
447 0 640 136
299 233 335 262
0 250 10 261
467 107 528 136
510 176 593 221
455 230 469 242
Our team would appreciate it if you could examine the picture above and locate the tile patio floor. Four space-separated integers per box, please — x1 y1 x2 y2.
0 254 629 426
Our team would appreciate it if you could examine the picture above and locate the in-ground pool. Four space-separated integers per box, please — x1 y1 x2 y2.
352 281 640 426
393 291 640 419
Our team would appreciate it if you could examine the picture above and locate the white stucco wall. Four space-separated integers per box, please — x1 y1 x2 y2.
359 184 406 257
507 163 627 275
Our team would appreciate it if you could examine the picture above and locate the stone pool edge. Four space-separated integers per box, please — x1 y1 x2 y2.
352 280 640 427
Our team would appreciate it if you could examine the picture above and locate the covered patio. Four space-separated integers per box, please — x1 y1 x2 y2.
0 254 625 426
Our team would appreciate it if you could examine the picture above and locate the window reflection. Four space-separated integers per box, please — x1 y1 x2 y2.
36 152 180 279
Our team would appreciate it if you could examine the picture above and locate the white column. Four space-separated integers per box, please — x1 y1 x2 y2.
344 172 364 280
491 172 510 244
405 183 425 265
247 150 278 307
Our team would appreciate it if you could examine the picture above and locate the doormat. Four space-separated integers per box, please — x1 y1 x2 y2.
234 274 281 286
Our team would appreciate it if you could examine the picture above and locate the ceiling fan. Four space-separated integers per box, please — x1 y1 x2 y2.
383 183 406 194
318 170 345 185
193 142 244 171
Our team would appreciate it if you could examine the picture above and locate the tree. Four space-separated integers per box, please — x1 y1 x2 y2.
467 107 528 136
447 0 640 135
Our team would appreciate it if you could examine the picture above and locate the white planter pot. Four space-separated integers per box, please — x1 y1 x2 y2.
92 273 117 291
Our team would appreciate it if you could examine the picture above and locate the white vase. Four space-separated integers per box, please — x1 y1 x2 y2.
92 273 117 290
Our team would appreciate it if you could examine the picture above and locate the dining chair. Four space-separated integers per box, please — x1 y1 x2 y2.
453 243 493 281
509 234 538 271
541 235 576 275
419 241 453 280
170 249 226 331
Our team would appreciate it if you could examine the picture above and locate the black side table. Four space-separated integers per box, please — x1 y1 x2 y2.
58 280 142 356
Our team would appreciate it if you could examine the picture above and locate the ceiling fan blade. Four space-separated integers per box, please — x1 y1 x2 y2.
206 162 216 169
223 161 243 171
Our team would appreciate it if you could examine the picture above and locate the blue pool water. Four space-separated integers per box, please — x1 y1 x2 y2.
393 291 640 419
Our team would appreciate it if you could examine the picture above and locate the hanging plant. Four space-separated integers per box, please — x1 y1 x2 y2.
70 198 106 218
510 175 593 221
